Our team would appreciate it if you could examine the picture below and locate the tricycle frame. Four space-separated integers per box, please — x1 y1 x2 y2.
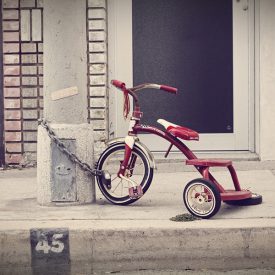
124 115 251 202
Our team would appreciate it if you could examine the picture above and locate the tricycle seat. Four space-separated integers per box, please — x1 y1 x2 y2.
157 119 199 141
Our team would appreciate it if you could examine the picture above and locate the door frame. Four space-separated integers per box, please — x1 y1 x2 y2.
0 0 5 166
108 0 256 152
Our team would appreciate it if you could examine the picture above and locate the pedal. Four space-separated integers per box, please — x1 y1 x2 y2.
101 170 111 190
129 185 143 199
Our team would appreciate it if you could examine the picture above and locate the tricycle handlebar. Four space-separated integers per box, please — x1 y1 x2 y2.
110 80 178 118
111 80 178 95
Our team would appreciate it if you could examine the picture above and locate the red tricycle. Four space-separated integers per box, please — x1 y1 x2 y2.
96 80 262 219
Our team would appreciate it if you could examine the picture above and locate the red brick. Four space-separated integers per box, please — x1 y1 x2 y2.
4 77 20 86
3 21 19 31
4 87 20 97
4 120 21 131
5 154 22 164
3 32 19 42
4 66 20 75
5 132 22 142
3 43 19 53
4 110 21 119
4 54 19 64
4 98 21 109
5 143 22 153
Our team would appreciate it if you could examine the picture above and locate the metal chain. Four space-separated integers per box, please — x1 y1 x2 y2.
38 118 102 176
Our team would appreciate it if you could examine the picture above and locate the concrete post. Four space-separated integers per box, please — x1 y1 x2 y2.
37 0 95 205
43 0 87 124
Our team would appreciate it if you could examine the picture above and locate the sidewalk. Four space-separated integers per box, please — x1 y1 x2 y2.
0 166 275 274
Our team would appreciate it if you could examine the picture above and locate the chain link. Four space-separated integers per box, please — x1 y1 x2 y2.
38 118 102 176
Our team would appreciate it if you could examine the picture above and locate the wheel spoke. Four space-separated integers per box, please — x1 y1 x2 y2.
112 179 122 193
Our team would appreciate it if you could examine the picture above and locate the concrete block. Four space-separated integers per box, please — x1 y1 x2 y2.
21 43 37 53
3 10 19 20
90 75 106 85
3 0 19 8
92 120 106 130
89 64 106 74
22 110 38 119
21 10 31 41
3 32 19 42
23 132 37 142
89 53 106 63
89 42 106 52
37 123 95 205
22 88 38 97
23 98 37 108
90 97 106 108
37 0 43 7
89 86 106 96
38 54 43 63
22 65 37 75
3 21 19 31
21 54 37 64
38 43 43 52
23 121 38 131
3 43 19 53
20 0 35 7
22 76 37 86
88 0 106 8
89 31 106 42
90 109 106 119
32 9 42 41
88 8 106 19
89 20 106 30
23 143 37 152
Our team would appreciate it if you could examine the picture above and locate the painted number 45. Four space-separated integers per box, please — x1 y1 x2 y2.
36 233 64 254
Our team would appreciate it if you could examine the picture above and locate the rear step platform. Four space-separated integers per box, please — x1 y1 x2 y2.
186 159 232 167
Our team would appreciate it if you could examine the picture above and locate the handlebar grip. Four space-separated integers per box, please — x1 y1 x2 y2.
160 85 178 94
111 80 126 90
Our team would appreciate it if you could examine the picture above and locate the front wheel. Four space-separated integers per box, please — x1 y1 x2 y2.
183 178 221 219
96 142 154 205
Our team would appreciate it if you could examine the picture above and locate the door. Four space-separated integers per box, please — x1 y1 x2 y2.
108 0 253 152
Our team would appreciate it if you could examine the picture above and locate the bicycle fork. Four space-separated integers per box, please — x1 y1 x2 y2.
118 135 143 199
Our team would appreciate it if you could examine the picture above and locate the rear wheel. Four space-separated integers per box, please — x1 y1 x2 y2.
183 178 221 219
96 143 153 205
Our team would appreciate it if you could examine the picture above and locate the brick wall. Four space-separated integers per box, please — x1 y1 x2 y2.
2 0 43 165
2 0 108 165
87 0 108 158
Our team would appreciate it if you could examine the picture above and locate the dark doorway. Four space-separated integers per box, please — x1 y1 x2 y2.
133 0 233 133
0 0 5 166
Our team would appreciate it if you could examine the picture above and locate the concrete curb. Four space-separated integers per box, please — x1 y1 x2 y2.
1 219 275 273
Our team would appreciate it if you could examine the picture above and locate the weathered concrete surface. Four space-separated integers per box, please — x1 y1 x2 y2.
0 167 275 273
43 0 87 124
37 124 95 205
